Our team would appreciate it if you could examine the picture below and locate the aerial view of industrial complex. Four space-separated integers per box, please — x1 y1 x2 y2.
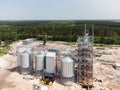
0 0 120 90
0 21 120 90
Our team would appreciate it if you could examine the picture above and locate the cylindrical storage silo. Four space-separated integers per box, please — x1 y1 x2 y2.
32 47 45 71
35 53 45 75
46 52 56 74
32 51 39 71
20 51 32 74
60 57 74 85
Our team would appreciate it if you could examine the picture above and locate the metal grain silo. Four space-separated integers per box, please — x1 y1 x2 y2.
60 57 74 85
32 51 39 71
35 53 45 75
45 52 56 74
20 51 32 74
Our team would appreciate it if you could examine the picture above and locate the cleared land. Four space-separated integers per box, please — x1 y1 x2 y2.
0 41 120 90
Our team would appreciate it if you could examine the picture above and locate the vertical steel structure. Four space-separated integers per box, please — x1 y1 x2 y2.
77 25 93 86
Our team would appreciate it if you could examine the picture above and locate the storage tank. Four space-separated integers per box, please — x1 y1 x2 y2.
46 52 56 74
35 53 45 75
60 57 74 85
20 51 32 74
23 38 36 45
32 51 39 70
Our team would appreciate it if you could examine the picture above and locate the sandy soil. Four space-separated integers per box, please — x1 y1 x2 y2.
93 46 120 90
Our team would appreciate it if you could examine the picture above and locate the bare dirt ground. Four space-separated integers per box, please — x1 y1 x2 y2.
0 41 120 90
93 46 120 90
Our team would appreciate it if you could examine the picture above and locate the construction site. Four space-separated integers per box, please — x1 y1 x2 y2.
0 27 120 90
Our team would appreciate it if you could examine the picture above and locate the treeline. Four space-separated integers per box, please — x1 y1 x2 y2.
0 20 120 44
94 36 120 44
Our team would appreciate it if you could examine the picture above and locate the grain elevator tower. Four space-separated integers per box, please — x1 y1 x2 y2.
77 25 93 87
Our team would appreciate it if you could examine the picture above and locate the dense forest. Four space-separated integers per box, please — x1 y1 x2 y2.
0 20 120 45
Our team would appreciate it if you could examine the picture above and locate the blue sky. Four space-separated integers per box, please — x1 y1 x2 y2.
0 0 120 20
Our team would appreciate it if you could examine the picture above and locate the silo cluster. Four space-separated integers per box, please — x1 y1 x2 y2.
19 51 57 76
18 49 74 86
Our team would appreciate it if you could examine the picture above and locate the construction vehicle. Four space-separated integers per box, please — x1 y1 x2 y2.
40 73 55 86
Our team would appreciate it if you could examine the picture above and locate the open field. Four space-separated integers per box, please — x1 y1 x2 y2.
0 40 120 90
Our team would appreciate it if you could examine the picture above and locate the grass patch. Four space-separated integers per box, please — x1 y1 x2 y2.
0 49 8 56
64 42 71 46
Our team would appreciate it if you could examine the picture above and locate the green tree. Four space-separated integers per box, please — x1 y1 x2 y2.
43 34 47 45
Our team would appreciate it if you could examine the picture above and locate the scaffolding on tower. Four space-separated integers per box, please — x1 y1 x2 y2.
77 24 94 87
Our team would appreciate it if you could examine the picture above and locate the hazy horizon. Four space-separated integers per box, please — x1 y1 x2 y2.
0 19 120 21
0 0 120 20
